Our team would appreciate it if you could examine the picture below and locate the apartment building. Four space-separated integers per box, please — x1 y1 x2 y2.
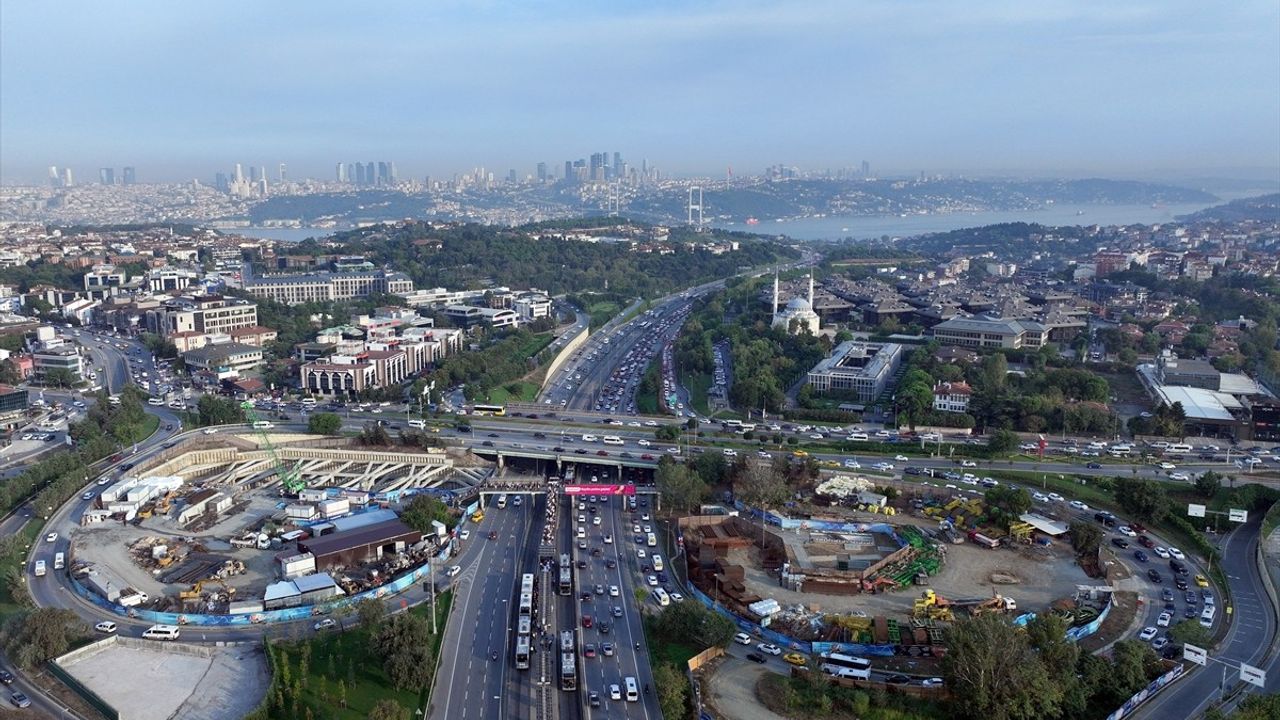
243 269 414 305
148 295 259 336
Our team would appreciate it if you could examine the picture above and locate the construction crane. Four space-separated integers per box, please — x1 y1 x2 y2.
240 401 306 495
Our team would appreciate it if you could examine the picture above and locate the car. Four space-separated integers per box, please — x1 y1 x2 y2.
609 585 619 597
734 632 752 645
487 531 497 540
1133 550 1148 562
313 618 337 631
588 691 601 708
885 674 911 685
82 491 94 500
9 692 30 709
599 621 610 634
1175 578 1189 591
1138 626 1159 641
783 652 807 666
1185 591 1198 605
1168 547 1186 560
1116 525 1137 537
1153 546 1171 559
896 455 910 462
459 530 470 541
671 592 685 602
1152 637 1170 651
609 684 622 701
647 575 658 586
582 615 593 628
594 584 605 595
1159 462 1176 470
1112 538 1130 549
960 460 976 467
1137 535 1155 548
603 642 615 656
757 643 782 656
446 565 462 577
605 558 617 569
1068 500 1089 511
45 532 57 543
603 534 613 544
1032 492 1049 502
0 671 11 685
1184 606 1198 619
1195 574 1210 588
584 643 597 658
1147 569 1163 583
1048 493 1064 502
921 677 945 687
1157 611 1172 627
637 549 646 559
1203 589 1216 605
612 605 624 618
1160 588 1174 602
746 652 767 664
94 621 118 633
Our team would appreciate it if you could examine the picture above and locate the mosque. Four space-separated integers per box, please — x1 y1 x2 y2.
771 273 821 335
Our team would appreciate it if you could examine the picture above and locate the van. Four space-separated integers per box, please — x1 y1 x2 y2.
847 433 869 442
252 421 274 430
53 552 65 570
147 397 165 406
142 624 180 641
652 554 664 572
1168 444 1193 454
1199 606 1215 628
624 676 639 702
408 419 427 429
653 588 670 607
602 436 624 446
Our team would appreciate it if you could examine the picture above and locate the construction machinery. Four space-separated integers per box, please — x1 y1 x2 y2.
240 401 306 495
912 589 955 621
179 579 237 602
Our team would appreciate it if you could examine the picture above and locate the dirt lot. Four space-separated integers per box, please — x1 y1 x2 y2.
729 521 1091 618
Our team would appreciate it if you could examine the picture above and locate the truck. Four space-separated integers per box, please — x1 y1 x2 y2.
968 531 1001 549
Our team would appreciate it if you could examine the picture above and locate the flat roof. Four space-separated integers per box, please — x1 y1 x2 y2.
297 519 419 557
1020 513 1069 536
1154 385 1239 422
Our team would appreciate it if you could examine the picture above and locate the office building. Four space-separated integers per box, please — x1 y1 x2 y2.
805 341 904 403
0 385 29 429
48 166 60 188
122 166 136 185
32 346 83 384
148 295 260 336
929 316 1047 349
99 168 115 185
537 162 548 182
278 163 287 182
243 269 414 305
61 167 73 187
180 342 264 376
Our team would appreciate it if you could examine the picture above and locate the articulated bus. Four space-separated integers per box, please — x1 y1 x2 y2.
818 652 872 679
520 573 535 598
518 593 533 618
471 404 506 416
515 635 531 670
558 553 572 595
559 631 577 691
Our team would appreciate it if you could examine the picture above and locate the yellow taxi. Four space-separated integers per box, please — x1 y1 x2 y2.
1194 574 1209 588
783 653 808 667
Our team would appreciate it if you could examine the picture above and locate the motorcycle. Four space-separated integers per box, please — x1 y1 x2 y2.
490 651 499 662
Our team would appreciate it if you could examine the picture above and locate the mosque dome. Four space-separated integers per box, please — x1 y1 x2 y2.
786 297 812 311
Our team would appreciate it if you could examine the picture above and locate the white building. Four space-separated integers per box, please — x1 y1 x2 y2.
771 274 820 336
932 381 973 413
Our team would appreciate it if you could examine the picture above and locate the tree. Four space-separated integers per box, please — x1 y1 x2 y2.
359 423 391 446
942 613 1061 720
1167 619 1210 648
655 425 681 442
372 613 434 691
307 412 343 435
655 598 735 649
355 598 386 630
984 486 1032 528
655 459 707 513
1194 471 1222 499
401 494 455 532
0 608 84 669
1114 477 1168 522
1068 520 1103 558
896 381 934 430
367 699 409 720
653 663 689 720
734 459 790 511
41 367 77 388
197 395 245 426
980 353 1009 391
987 428 1019 454
1023 614 1080 711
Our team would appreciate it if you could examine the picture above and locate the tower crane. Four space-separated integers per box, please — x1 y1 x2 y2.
240 401 306 495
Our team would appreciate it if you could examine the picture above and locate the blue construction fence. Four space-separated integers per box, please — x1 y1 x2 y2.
1105 663 1186 720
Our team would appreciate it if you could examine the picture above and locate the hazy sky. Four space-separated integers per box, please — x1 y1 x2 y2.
2 1 1278 184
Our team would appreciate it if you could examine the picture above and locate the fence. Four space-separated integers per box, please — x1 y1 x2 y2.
1104 664 1187 720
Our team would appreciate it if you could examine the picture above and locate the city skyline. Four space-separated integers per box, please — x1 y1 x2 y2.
2 1 1278 184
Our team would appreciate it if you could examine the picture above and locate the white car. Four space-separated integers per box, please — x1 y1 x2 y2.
1032 492 1049 502
1159 462 1176 470
94 621 117 634
961 460 977 468
734 632 752 645
45 532 58 543
637 549 646 559
1117 526 1137 537
671 592 685 602
895 455 910 462
637 439 650 446
445 565 462 577
1138 626 1159 641
593 516 602 526
1048 493 1064 502
633 525 642 534
459 530 470 541
1168 547 1185 560
873 462 895 471
82 491 94 500
603 534 613 544
1153 547 1170 559
843 459 861 469
1068 500 1089 511
313 618 337 631
647 575 658 586
1170 472 1191 482
609 684 622 701
1157 612 1172 627
609 585 620 597
757 643 782 656
723 449 737 457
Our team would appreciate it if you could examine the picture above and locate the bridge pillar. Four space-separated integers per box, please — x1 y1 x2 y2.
497 453 505 470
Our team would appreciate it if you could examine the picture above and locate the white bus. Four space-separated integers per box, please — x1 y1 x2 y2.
602 436 624 446
819 652 872 679
497 494 508 509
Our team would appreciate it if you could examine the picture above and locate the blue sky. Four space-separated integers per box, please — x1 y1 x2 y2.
2 1 1277 184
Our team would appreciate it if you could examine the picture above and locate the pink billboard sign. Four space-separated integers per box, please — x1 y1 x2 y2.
564 484 635 496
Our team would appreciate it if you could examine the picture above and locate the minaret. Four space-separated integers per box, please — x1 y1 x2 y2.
772 273 779 317
808 273 814 307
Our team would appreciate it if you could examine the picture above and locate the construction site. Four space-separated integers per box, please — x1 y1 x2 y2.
65 422 494 619
679 486 1100 666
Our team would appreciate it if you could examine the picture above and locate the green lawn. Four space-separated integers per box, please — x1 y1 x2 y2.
681 370 712 416
516 333 555 359
260 593 452 720
643 618 700 669
587 302 622 330
131 413 161 443
482 381 542 405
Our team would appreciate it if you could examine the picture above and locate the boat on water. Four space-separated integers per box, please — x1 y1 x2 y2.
745 217 760 225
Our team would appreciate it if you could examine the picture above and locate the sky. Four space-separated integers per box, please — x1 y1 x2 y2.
2 1 1278 184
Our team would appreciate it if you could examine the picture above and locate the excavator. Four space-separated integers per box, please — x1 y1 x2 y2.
913 589 1016 620
179 579 237 602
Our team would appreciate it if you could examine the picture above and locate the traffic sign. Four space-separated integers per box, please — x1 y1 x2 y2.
1183 643 1208 666
1229 508 1249 523
1240 663 1266 688
1188 504 1206 518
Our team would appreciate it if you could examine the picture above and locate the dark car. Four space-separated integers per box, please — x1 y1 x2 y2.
904 466 923 476
487 433 499 438
1185 592 1198 605
589 691 601 708
885 674 911 685
596 450 608 456
533 432 547 439
1169 560 1188 576
487 531 497 540
1133 550 1148 562
584 644 597 658
1175 578 1189 591
1112 538 1130 549
577 559 587 569
580 591 592 602
1147 569 1163 583
1184 606 1198 619
482 440 494 447
746 652 767 664
1137 535 1155 548
1160 589 1174 602
0 670 12 685
165 423 175 431
605 558 617 569
553 446 566 452
457 425 472 433
575 448 588 455
599 622 610 634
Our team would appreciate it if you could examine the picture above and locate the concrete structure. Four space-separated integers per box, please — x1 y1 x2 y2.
180 342 264 376
805 341 903 402
444 304 520 329
148 295 259 336
1157 355 1222 391
32 345 83 383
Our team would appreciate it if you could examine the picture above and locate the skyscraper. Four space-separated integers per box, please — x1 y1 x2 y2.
61 168 74 187
249 166 260 183
508 169 517 184
564 161 573 183
388 162 398 185
215 172 228 191
367 161 374 186
377 162 388 186
234 163 244 184
99 168 115 185
536 162 547 182
354 162 365 185
122 167 136 185
335 162 345 183
861 160 870 178
48 166 61 188
278 163 287 182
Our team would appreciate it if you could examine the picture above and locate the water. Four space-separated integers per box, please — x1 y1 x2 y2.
230 200 1217 243
711 201 1216 241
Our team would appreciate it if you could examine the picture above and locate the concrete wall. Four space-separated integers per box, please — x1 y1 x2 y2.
539 324 589 393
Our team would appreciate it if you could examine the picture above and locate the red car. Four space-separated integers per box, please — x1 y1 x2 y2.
1137 535 1155 549
582 615 593 628
596 450 608 457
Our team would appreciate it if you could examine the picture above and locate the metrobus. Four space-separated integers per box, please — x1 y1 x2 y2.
818 652 872 679
558 554 573 595
517 616 532 637
520 573 535 598
518 593 533 618
515 635 531 670
559 631 577 691
497 494 508 509
471 404 506 416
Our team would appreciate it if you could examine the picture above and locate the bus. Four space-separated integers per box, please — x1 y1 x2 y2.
471 404 506 417
520 573 535 598
818 652 872 679
497 494 508 509
515 635 531 670
517 616 532 637
518 593 533 618
559 631 577 691
558 554 573 595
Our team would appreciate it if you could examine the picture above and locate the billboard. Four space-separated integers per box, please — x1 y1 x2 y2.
564 484 635 496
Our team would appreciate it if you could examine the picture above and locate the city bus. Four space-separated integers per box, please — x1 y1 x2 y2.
558 554 573 595
471 404 506 416
515 635 531 670
559 631 577 691
497 494 508 509
517 616 532 637
818 652 872 679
